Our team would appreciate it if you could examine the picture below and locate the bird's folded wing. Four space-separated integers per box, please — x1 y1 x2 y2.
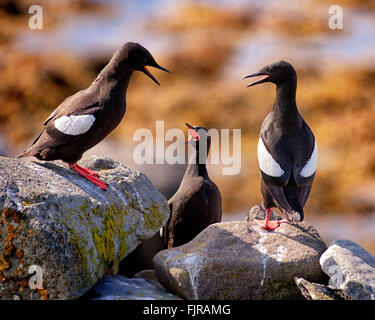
258 135 291 187
53 114 96 136
298 186 312 208
292 139 317 187
257 136 285 177
30 106 103 151
42 89 86 126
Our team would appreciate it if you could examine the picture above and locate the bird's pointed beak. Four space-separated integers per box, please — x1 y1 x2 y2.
243 73 270 87
153 63 170 73
185 123 200 143
143 66 160 86
143 63 170 86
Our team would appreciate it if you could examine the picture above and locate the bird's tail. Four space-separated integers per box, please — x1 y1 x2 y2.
16 149 35 159
282 208 304 222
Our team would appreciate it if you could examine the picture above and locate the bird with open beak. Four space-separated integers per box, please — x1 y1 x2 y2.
162 123 222 248
244 61 317 230
17 42 170 190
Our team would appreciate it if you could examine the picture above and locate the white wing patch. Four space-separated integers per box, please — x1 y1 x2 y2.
54 115 95 136
300 140 318 178
257 137 285 177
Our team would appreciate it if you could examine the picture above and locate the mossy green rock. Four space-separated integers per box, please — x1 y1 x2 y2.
0 156 169 300
154 220 327 300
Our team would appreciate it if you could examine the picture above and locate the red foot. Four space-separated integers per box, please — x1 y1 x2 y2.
256 209 288 231
77 166 100 177
69 163 107 190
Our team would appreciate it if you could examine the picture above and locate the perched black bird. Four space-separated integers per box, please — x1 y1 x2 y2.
17 42 169 190
162 123 222 248
244 61 317 230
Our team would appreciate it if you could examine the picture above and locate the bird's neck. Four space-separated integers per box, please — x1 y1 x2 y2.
92 57 134 93
185 147 209 178
273 80 298 116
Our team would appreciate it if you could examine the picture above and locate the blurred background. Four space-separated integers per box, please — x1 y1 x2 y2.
0 0 374 253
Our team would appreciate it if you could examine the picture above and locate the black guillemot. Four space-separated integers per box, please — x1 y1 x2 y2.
162 123 222 248
17 42 170 190
244 61 317 230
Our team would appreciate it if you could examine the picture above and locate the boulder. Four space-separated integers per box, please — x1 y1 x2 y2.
246 204 281 221
134 269 168 290
294 277 349 300
0 156 169 300
320 239 375 300
86 274 182 300
153 220 327 299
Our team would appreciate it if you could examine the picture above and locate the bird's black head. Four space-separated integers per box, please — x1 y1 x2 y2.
117 42 170 85
244 61 296 87
185 123 210 143
185 123 211 154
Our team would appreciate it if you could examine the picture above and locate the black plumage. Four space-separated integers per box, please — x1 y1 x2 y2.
244 61 317 229
17 42 169 189
162 123 222 248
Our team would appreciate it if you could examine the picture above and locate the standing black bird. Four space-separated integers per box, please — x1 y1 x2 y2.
244 61 317 230
162 123 222 248
17 42 169 190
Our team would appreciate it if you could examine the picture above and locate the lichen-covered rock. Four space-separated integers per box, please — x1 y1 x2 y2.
86 275 182 300
320 239 375 300
0 156 169 300
153 221 327 300
294 277 349 300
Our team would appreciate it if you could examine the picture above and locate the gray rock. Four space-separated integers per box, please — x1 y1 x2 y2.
0 156 169 300
134 269 168 290
320 239 375 300
246 205 283 221
154 220 327 300
88 275 182 300
294 277 349 300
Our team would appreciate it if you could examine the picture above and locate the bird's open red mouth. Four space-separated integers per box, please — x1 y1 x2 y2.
143 66 160 86
243 74 270 87
143 64 170 86
186 123 200 142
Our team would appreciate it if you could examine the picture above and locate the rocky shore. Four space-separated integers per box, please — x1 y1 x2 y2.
1 156 374 300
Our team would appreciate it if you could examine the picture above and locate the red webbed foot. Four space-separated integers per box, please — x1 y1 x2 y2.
255 209 288 231
77 166 100 177
68 163 107 190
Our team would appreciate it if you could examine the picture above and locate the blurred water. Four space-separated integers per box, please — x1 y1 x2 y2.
18 0 175 56
17 0 375 73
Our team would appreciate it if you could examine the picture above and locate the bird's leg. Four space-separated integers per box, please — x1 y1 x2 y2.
68 163 107 190
76 166 100 177
256 208 288 230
